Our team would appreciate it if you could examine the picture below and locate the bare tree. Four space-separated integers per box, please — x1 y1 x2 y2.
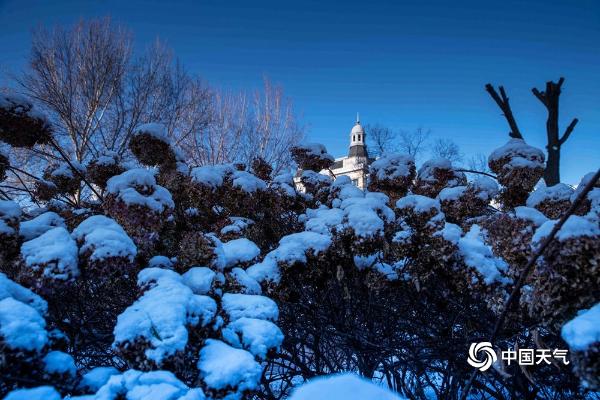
485 78 578 186
430 137 463 163
398 127 430 159
365 123 397 156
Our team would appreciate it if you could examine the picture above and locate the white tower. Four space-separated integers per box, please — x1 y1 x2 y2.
349 113 368 158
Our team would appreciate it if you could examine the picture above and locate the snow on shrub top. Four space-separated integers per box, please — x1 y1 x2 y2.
232 170 267 193
305 207 345 235
533 215 600 244
471 176 499 200
0 272 47 314
182 267 218 295
21 227 79 280
86 370 205 400
222 317 284 359
0 200 21 235
79 367 120 392
513 206 548 227
191 164 235 189
396 194 441 213
435 222 463 244
3 386 61 400
527 183 574 207
269 231 332 264
458 225 509 285
0 93 48 121
134 123 169 143
72 215 137 262
488 138 545 167
221 293 279 321
95 150 119 166
339 193 394 237
198 339 262 393
438 186 467 202
289 373 407 400
113 268 217 364
223 238 260 267
43 350 76 377
370 153 415 179
296 143 335 161
0 297 47 351
19 212 66 241
106 168 174 212
561 303 600 351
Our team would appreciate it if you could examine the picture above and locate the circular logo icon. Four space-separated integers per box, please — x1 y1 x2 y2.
467 342 497 372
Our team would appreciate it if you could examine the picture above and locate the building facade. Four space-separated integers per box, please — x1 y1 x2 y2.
322 116 371 189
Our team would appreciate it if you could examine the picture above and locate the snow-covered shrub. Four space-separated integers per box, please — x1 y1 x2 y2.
0 200 22 264
289 373 406 400
291 143 334 171
437 177 498 225
413 158 466 198
129 123 177 167
527 183 574 219
0 94 52 148
562 303 600 389
368 153 416 201
104 168 174 256
488 138 545 208
87 151 125 189
529 215 600 326
42 161 84 196
19 211 66 241
72 215 137 279
0 146 9 181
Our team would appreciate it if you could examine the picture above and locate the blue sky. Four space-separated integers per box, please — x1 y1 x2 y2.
1 0 598 183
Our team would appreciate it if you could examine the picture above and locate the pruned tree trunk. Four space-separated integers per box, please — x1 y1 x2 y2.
531 78 578 186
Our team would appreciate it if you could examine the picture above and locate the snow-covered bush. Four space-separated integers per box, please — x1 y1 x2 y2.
562 303 600 389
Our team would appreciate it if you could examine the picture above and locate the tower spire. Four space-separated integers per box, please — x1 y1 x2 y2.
356 112 360 124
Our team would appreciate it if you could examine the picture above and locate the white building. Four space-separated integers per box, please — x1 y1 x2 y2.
323 115 371 189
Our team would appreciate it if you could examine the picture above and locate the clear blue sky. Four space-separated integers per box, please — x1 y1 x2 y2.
1 0 598 183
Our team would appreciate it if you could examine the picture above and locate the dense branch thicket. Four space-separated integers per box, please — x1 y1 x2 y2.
0 89 599 400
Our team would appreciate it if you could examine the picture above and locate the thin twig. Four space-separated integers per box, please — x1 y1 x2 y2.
456 169 497 179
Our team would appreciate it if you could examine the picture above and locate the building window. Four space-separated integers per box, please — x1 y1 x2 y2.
352 179 359 186
358 134 361 141
353 135 355 141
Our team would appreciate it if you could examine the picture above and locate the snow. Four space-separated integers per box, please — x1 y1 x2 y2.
19 212 66 241
232 170 267 192
561 303 600 351
0 200 21 235
43 350 76 376
0 200 22 219
0 93 47 120
182 267 216 295
0 272 47 314
21 227 79 280
340 194 394 237
220 217 254 236
305 207 345 235
514 206 549 227
190 164 235 189
458 225 509 285
289 373 406 400
370 153 415 180
114 268 217 364
229 267 262 294
223 238 261 268
89 370 205 400
396 195 441 213
471 176 499 200
268 231 332 265
533 215 600 244
246 258 279 284
149 255 175 269
222 317 284 359
488 139 545 168
221 293 279 321
72 215 137 262
438 186 466 202
296 143 335 162
4 386 61 400
301 170 332 185
332 176 364 199
135 123 169 142
80 367 120 391
95 150 119 166
0 297 47 351
106 168 174 212
435 222 462 244
527 183 574 207
198 339 262 392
